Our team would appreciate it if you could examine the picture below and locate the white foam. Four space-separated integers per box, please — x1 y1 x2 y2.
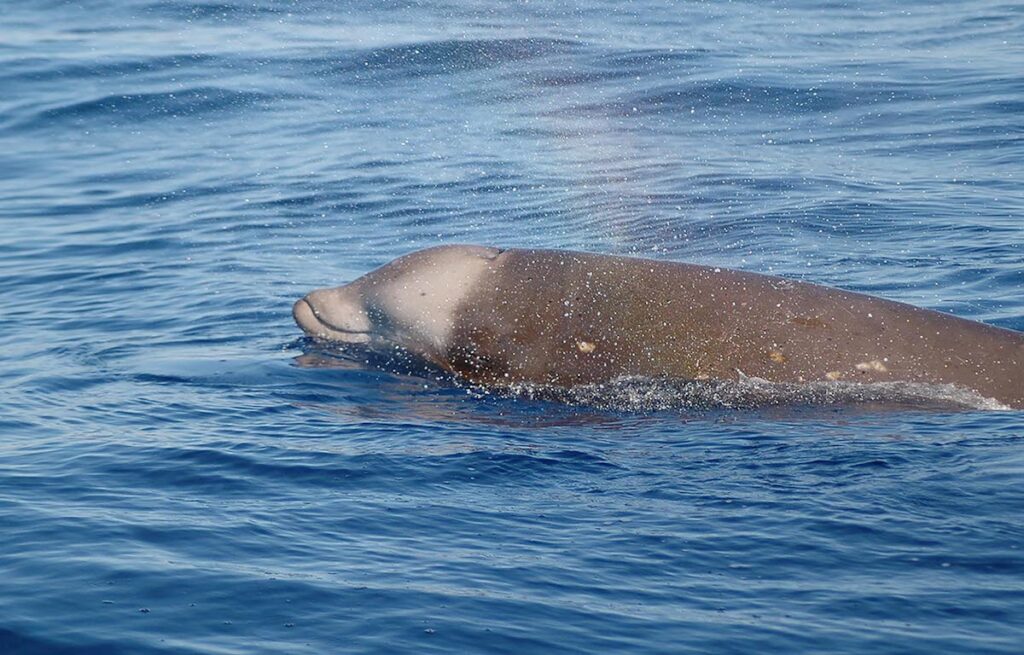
497 376 1008 413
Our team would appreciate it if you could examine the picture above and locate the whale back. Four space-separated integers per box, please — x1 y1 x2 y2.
446 249 1024 407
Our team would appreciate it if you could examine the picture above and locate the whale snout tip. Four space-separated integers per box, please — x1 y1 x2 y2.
292 297 318 333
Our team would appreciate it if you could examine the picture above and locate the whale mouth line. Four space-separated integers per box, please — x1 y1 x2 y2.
296 294 372 337
299 299 372 338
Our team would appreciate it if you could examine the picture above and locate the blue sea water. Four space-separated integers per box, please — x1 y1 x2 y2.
2 0 1023 653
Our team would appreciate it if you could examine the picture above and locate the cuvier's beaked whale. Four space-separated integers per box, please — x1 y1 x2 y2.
293 246 1024 409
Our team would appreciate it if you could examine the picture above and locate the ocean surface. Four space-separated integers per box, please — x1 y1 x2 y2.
2 1 1023 653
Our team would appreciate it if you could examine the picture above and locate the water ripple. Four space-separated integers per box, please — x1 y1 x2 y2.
1 1 1022 654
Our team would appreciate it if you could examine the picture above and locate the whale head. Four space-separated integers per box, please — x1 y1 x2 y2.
293 245 501 361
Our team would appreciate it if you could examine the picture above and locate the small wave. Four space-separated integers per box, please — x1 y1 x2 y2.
495 376 1008 413
569 78 916 117
317 37 578 81
596 48 711 70
143 0 283 22
524 47 713 90
25 86 277 128
0 628 134 655
0 53 218 85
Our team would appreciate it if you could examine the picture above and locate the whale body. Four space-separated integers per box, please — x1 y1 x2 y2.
294 246 1024 409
